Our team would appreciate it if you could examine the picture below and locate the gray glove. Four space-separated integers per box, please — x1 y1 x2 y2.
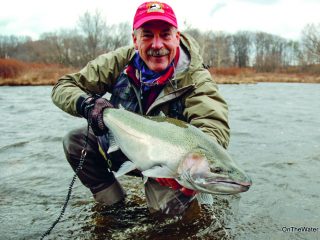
77 96 113 136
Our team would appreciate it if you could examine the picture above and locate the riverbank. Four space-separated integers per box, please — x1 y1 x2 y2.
0 65 75 86
214 73 320 84
0 68 319 86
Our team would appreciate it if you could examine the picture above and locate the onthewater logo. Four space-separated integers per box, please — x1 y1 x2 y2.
282 226 319 233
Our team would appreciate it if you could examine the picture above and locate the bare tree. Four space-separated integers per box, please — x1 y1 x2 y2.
211 31 232 68
282 40 300 66
253 31 292 71
0 35 31 58
40 30 86 66
78 9 107 61
105 22 131 51
232 31 252 68
301 23 320 64
201 31 215 67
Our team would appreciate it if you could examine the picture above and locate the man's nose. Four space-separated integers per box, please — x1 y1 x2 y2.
152 36 164 49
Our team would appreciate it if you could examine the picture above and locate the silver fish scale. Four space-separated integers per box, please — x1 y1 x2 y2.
103 108 252 195
103 108 228 169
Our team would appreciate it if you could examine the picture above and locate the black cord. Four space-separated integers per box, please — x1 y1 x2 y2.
40 124 90 240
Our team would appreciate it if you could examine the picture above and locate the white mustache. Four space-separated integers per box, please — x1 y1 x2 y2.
147 48 169 57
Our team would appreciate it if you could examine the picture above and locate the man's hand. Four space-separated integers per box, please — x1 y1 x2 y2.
156 178 197 215
77 96 113 136
155 178 196 197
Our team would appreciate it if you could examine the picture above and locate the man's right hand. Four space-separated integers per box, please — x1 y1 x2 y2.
77 96 113 136
155 178 197 197
155 178 197 215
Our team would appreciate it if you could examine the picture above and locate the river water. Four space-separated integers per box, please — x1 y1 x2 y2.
0 83 319 240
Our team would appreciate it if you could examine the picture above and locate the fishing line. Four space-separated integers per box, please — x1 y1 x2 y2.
40 123 90 240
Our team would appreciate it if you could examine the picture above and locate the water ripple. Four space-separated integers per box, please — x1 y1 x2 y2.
0 141 30 151
1 84 320 239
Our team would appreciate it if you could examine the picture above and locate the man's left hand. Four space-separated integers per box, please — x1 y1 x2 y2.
155 178 197 215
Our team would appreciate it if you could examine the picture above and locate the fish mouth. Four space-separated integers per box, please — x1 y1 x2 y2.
205 178 252 187
212 179 251 191
192 176 252 194
180 170 252 194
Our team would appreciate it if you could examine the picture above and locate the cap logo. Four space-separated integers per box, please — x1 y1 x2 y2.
147 2 164 13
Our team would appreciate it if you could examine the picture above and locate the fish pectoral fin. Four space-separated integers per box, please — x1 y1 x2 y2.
196 193 214 205
143 176 148 184
114 161 137 178
141 165 176 178
107 132 120 154
107 145 120 154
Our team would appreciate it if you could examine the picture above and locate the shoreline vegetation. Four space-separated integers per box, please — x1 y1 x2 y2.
0 59 319 86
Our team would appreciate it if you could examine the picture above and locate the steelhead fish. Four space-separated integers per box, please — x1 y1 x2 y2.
103 108 252 198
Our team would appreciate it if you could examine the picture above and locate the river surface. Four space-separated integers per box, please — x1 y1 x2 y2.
0 83 319 240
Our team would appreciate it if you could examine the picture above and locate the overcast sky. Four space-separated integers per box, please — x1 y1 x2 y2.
1 0 320 40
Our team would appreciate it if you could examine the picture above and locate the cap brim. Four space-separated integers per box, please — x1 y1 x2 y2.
133 15 177 29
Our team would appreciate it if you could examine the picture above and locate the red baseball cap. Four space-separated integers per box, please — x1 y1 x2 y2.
133 2 178 30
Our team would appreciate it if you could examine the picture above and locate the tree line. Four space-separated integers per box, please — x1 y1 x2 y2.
0 10 131 68
1 10 320 72
185 23 320 72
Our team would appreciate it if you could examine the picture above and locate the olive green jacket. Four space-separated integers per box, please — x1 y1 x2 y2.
51 33 230 148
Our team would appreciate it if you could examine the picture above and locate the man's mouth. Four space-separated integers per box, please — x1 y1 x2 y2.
147 48 169 57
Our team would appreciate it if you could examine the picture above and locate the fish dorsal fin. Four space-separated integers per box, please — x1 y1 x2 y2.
146 116 189 128
114 161 137 178
196 193 214 205
142 165 177 178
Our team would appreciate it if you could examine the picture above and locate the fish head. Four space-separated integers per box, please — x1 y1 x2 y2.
176 148 252 195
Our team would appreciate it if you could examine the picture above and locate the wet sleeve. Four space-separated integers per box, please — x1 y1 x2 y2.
51 46 135 116
184 69 230 148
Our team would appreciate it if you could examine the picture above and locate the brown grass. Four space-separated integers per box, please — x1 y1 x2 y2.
214 72 320 84
276 65 320 75
1 60 320 86
0 58 27 79
209 67 255 77
210 67 320 84
0 58 77 86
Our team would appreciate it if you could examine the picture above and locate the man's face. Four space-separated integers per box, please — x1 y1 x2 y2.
132 21 180 72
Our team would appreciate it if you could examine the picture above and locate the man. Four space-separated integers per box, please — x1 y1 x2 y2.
52 1 229 215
